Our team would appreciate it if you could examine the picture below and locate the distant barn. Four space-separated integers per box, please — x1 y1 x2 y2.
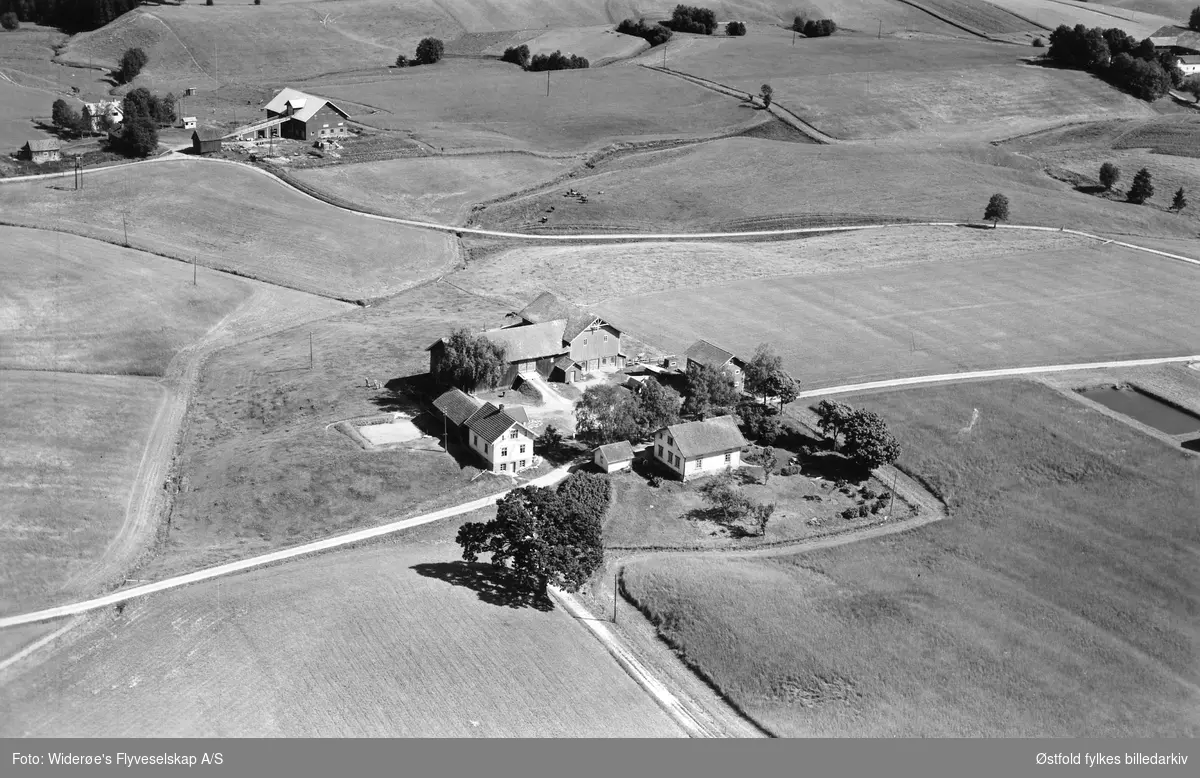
19 138 61 164
191 128 224 155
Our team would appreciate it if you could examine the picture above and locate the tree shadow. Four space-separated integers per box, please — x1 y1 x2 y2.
798 451 869 484
1074 184 1107 195
411 561 554 611
683 506 758 538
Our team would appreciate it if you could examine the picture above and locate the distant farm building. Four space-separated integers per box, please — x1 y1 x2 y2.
432 389 535 474
427 291 626 387
191 128 224 155
594 441 635 473
81 100 122 133
1150 26 1200 55
652 415 747 481
684 339 746 393
182 116 197 130
252 88 351 142
18 138 61 164
1179 55 1200 75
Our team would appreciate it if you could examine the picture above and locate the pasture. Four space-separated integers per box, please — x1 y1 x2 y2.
0 372 165 617
592 240 1200 387
0 538 685 736
471 137 1198 237
653 32 1157 140
0 160 455 301
291 153 571 224
308 59 762 152
0 227 253 376
137 282 517 579
989 0 1178 38
621 380 1200 736
482 26 650 64
0 81 55 153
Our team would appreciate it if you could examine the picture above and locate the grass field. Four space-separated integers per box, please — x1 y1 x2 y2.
1091 0 1195 18
136 282 520 579
0 160 455 301
307 59 763 152
1003 115 1200 158
1 539 685 736
481 26 650 64
592 240 1200 387
0 80 57 152
912 0 1039 36
990 0 1178 38
0 372 165 617
471 137 1198 236
290 154 572 224
653 32 1157 140
0 227 254 376
622 380 1200 736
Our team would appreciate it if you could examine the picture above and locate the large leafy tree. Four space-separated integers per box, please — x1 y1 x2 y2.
682 362 740 419
1192 6 1200 32
415 37 444 65
118 47 148 84
51 98 81 135
814 399 855 450
456 472 609 595
576 384 639 445
116 116 159 157
1099 162 1120 191
437 329 507 392
841 409 901 473
632 379 680 436
743 343 798 410
983 193 1009 228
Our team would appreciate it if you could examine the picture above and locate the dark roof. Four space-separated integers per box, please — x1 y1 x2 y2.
553 355 578 371
662 415 748 458
465 402 531 444
1152 26 1200 51
515 291 618 344
432 388 483 426
192 127 225 142
498 404 529 424
685 339 738 369
482 321 568 362
596 440 635 462
23 139 60 152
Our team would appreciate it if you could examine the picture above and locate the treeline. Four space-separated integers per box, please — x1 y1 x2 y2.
1047 23 1183 101
0 0 141 33
616 17 672 47
666 4 716 35
501 45 589 71
794 17 836 37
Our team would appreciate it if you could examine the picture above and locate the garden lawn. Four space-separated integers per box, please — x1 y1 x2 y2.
0 372 165 616
0 227 253 375
0 160 454 301
622 379 1200 736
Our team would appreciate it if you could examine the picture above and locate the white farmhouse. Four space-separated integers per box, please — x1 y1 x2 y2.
652 415 748 481
465 402 535 475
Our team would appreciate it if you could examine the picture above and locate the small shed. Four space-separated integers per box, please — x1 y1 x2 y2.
594 441 635 473
19 138 61 164
182 116 198 129
191 127 224 155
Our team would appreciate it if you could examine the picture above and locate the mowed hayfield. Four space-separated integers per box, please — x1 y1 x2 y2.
989 0 1178 38
291 153 572 224
0 372 165 617
472 137 1199 237
0 160 455 300
138 282 518 579
0 227 254 375
593 239 1200 387
1 538 685 736
622 380 1200 736
308 59 763 152
652 32 1157 140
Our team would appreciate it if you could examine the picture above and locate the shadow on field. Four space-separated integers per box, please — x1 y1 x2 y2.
411 561 554 611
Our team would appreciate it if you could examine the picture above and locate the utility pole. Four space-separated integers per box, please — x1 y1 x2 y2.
793 30 796 46
193 256 197 286
309 333 314 369
546 70 550 97
613 570 619 623
879 19 882 39
888 472 897 516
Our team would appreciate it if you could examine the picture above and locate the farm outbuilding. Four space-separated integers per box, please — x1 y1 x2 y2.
684 339 746 392
18 139 61 164
191 128 224 155
182 116 197 130
263 88 351 142
594 441 635 473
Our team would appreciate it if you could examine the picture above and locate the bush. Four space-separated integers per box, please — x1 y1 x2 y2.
1099 161 1120 191
617 18 673 47
648 474 663 488
528 50 589 71
725 21 746 36
415 37 444 65
779 464 802 477
668 4 717 35
1 11 18 30
502 44 531 69
841 507 857 520
857 505 870 518
861 487 877 501
395 54 408 68
801 19 837 37
206 0 213 5
118 47 148 84
254 0 261 4
1032 37 1044 47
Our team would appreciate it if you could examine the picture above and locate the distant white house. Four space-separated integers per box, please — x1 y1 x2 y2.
432 389 536 475
182 116 197 129
81 100 122 133
1179 55 1200 75
652 415 747 481
594 441 635 473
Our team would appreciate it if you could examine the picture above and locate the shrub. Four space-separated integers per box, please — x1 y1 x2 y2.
780 464 802 476
118 47 148 84
840 507 857 520
857 505 870 518
1 11 19 30
528 50 590 71
395 54 408 68
802 19 837 37
617 18 673 47
502 44 531 69
648 474 663 488
1099 161 1120 191
255 0 261 4
206 0 213 5
668 5 718 35
415 37 444 65
725 21 746 36
114 116 159 157
1032 37 1044 47
861 487 877 501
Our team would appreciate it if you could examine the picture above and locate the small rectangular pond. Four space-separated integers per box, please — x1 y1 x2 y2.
1079 386 1200 436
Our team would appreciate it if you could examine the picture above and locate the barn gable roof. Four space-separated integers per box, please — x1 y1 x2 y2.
482 321 569 362
514 291 619 344
24 138 61 152
432 388 483 426
263 88 350 123
684 339 739 369
661 415 747 458
192 127 225 142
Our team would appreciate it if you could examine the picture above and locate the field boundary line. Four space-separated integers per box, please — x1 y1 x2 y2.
549 587 711 738
0 619 82 674
0 466 572 629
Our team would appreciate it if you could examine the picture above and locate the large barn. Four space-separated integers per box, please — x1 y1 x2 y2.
263 88 351 141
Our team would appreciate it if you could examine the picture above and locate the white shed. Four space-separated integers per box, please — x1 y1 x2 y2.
182 116 198 129
594 441 635 473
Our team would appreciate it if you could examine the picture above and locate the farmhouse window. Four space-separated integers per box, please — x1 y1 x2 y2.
510 431 518 439
667 436 674 447
725 452 732 464
583 338 587 345
604 334 608 342
657 445 663 457
323 123 329 128
520 460 526 468
473 434 478 446
501 447 508 457
520 444 526 454
485 443 489 453
500 463 507 472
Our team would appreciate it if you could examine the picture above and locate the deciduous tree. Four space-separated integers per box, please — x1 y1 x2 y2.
437 329 507 392
118 47 148 84
116 116 158 157
575 383 639 445
760 83 773 108
983 193 1009 228
632 379 680 437
841 409 901 473
51 98 80 135
726 21 746 36
1099 161 1120 191
415 37 444 65
1192 6 1200 32
814 399 855 450
743 343 798 410
682 361 740 419
1 11 18 30
456 472 608 595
